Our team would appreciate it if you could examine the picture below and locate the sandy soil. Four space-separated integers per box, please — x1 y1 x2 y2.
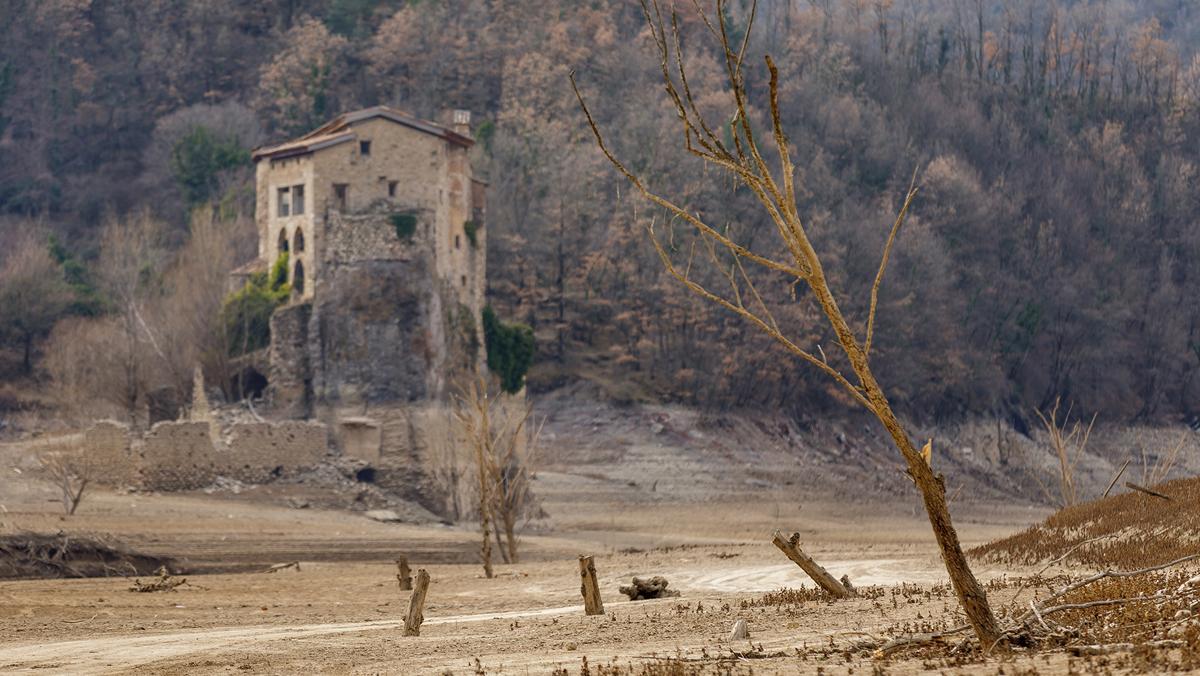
4 398 1167 674
0 474 1067 675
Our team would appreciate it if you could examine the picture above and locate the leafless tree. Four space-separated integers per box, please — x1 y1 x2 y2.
1031 397 1096 508
96 210 170 427
572 0 1001 645
0 228 74 374
39 451 89 516
454 379 542 569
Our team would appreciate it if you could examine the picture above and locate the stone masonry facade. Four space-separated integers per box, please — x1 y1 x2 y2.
38 419 329 492
245 107 489 513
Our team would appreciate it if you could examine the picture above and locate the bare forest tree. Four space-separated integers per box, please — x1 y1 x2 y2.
573 0 1001 646
0 229 74 374
96 210 170 426
44 208 253 424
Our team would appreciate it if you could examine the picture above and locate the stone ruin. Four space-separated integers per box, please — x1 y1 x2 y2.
35 418 329 492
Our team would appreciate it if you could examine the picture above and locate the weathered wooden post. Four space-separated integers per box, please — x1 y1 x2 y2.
403 569 431 636
771 531 855 599
579 555 604 615
396 556 412 590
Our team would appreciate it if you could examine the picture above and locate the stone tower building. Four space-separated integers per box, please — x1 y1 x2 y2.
247 106 487 498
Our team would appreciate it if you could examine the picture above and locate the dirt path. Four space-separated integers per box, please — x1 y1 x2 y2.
0 603 608 675
0 556 957 674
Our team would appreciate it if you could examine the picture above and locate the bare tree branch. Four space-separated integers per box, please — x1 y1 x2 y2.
865 170 920 358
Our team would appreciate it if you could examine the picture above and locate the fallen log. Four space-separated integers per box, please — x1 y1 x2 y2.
771 530 855 599
1124 481 1171 500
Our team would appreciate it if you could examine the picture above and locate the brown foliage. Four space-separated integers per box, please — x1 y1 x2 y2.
971 475 1200 569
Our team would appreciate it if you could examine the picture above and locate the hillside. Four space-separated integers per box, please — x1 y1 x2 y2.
4 1 1200 422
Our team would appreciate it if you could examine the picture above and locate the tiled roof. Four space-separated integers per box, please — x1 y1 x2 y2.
252 106 472 161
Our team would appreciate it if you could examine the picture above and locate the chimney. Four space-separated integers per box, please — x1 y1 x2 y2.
452 109 472 137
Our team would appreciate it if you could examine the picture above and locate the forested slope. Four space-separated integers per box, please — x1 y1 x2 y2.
2 0 1200 423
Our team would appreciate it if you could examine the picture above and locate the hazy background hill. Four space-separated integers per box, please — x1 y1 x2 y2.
3 0 1200 426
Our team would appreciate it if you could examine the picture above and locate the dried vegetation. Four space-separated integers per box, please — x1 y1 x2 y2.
971 475 1200 569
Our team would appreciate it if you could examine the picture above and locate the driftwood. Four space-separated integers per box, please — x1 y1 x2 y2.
1103 459 1131 498
130 566 187 592
396 556 412 590
263 561 299 573
619 575 680 601
403 569 430 636
1124 481 1171 500
579 555 604 615
771 531 855 598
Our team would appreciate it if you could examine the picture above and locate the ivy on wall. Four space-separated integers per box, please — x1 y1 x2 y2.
482 305 533 394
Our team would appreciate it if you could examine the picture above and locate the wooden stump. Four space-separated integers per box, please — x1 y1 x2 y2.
397 556 412 590
579 555 604 616
403 569 430 636
771 530 855 599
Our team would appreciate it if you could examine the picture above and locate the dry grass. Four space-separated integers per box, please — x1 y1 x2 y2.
970 475 1200 569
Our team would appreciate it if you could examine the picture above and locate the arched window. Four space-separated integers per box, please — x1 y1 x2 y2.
293 260 305 296
278 228 289 253
294 227 305 253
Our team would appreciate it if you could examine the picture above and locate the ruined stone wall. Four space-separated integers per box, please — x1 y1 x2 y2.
84 421 137 486
309 213 443 406
223 421 328 483
52 419 331 492
268 302 312 418
138 421 217 490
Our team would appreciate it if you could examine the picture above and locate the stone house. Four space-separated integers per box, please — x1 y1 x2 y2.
243 106 488 503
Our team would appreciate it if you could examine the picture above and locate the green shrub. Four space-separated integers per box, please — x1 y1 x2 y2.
463 220 479 248
391 213 417 240
170 125 249 206
482 306 534 394
223 253 291 356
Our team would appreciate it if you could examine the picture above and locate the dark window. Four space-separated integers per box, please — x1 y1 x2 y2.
461 275 467 287
294 228 305 253
277 187 290 217
278 229 289 253
291 184 305 215
455 234 461 249
333 184 348 210
388 180 398 197
360 140 371 156
293 260 306 295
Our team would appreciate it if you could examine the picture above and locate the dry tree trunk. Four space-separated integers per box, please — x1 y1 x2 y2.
579 555 604 615
571 0 1002 646
771 531 854 598
478 449 494 579
403 569 431 636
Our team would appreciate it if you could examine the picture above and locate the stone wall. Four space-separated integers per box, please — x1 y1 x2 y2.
223 421 328 483
51 418 331 492
83 421 137 486
268 302 312 418
138 421 218 490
